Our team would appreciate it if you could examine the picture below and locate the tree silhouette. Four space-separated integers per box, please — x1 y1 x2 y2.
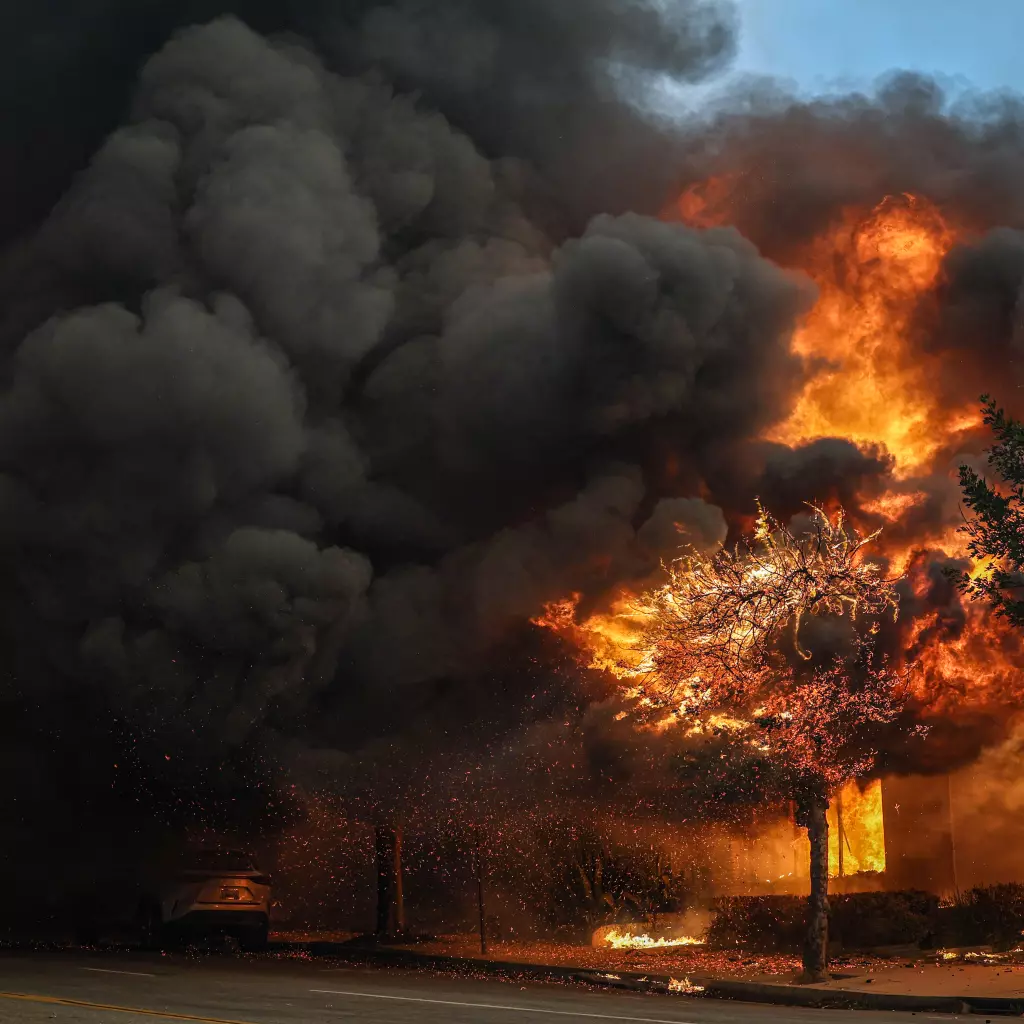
950 396 1024 626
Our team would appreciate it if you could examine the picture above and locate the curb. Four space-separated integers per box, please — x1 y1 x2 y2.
274 942 1024 1014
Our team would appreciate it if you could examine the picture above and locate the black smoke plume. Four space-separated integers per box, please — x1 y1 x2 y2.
2 0 1024 921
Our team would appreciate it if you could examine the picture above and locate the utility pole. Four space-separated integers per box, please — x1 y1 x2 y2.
474 825 487 955
374 823 405 938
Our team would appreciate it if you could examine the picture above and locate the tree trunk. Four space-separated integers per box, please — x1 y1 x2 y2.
802 793 830 981
374 824 405 938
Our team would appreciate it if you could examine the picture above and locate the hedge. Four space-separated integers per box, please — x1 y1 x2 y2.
708 890 940 951
943 884 1024 948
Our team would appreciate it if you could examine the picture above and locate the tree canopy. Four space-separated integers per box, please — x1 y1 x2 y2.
621 505 906 803
952 396 1024 626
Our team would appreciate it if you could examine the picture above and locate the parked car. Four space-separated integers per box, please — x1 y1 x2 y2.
137 848 271 950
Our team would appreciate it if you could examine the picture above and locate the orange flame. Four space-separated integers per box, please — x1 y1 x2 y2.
536 190 1010 719
601 929 705 950
534 184 1024 891
827 778 885 877
767 194 980 475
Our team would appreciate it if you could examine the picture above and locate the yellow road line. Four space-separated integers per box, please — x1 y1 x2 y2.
0 990 258 1023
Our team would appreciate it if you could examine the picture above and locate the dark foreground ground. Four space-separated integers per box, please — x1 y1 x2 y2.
0 950 969 1023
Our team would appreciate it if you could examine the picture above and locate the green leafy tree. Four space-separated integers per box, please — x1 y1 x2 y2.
950 396 1024 623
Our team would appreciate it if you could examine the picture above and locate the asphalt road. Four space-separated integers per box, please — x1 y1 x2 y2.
0 950 966 1023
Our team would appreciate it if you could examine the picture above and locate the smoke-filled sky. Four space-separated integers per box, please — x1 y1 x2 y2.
3 0 1024 907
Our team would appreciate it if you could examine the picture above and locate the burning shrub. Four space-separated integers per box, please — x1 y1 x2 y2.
708 891 939 952
944 884 1024 948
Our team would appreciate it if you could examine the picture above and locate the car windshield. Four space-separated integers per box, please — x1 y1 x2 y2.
181 850 256 873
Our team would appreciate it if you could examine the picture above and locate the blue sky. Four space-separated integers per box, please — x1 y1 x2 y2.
685 0 1024 101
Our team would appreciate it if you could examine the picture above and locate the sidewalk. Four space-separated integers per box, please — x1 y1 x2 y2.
272 932 1024 1013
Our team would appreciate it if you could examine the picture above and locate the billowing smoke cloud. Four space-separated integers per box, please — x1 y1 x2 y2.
3 0 1024 917
675 74 1024 424
0 1 818 897
701 437 895 523
919 228 1024 416
676 75 1024 261
0 0 735 244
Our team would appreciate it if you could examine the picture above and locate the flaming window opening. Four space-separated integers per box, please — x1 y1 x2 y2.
827 778 886 878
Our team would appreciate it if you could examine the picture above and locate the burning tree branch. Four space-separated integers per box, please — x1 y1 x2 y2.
634 502 896 677
615 504 907 981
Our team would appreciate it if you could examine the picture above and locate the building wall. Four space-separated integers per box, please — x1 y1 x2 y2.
881 775 957 897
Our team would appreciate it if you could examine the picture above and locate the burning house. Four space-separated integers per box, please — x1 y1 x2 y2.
0 0 1023 941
